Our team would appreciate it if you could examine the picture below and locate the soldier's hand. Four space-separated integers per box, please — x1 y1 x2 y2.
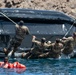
33 35 36 39
62 37 66 40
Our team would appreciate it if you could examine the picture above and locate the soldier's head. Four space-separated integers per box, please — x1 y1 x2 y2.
56 38 60 43
18 20 24 26
4 57 8 63
73 32 76 38
47 41 51 44
41 37 46 43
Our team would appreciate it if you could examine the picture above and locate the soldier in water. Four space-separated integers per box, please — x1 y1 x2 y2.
22 35 51 59
4 20 30 56
38 38 63 59
60 32 76 58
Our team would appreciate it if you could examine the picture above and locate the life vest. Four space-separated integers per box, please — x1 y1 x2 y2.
0 62 26 69
0 62 9 68
8 63 14 68
13 62 26 74
0 61 26 74
0 62 4 67
13 62 26 68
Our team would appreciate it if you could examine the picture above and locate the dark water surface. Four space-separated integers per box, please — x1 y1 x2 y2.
0 58 76 75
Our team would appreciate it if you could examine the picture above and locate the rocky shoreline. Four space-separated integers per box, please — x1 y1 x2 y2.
0 0 76 18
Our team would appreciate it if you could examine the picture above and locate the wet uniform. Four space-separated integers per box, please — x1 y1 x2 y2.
7 24 30 53
22 36 50 59
30 41 50 59
49 42 63 59
60 36 76 57
32 40 50 52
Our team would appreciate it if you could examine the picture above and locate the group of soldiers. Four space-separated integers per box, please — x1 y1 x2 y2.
22 32 76 59
3 20 76 59
3 20 30 56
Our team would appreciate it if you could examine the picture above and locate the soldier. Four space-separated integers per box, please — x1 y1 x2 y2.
22 35 50 59
4 20 30 56
60 32 76 58
32 36 50 52
38 41 52 58
49 38 63 59
0 57 9 68
38 38 63 59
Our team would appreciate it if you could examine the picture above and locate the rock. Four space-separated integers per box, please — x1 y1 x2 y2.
4 0 7 3
70 5 76 9
0 3 2 7
5 2 12 8
12 0 22 5
0 0 75 18
66 0 70 2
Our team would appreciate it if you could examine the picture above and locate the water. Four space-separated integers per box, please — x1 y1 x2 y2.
0 58 76 75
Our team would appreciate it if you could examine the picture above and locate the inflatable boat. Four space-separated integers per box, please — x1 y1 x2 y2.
0 8 76 58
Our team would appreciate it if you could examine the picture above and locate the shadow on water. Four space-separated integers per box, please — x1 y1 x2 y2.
0 58 76 75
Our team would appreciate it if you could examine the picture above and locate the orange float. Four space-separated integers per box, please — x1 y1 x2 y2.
8 63 14 68
0 61 26 69
13 62 26 68
13 62 26 73
0 61 26 73
0 62 4 67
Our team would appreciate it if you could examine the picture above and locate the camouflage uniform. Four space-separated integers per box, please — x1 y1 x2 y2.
22 36 50 59
38 39 63 59
49 39 63 59
60 34 76 57
7 23 30 56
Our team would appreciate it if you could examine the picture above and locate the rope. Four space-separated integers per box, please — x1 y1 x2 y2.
0 11 34 36
63 19 76 37
0 12 17 25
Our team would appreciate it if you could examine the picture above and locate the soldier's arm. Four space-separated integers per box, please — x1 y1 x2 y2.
45 43 52 48
26 27 30 35
60 38 68 45
32 36 36 42
67 37 73 41
23 26 30 35
32 36 40 44
15 24 19 27
61 37 73 44
60 44 64 52
59 39 65 44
